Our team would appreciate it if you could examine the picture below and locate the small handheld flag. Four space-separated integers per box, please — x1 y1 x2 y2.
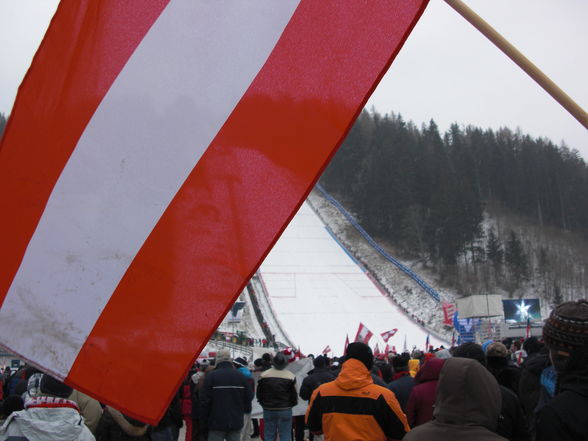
355 323 374 345
380 328 398 343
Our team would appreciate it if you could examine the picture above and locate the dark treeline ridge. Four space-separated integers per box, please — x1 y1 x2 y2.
320 110 588 275
0 113 7 138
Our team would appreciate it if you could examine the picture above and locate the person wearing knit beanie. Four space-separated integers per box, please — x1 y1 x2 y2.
345 342 374 370
542 299 588 372
535 300 588 441
306 342 409 440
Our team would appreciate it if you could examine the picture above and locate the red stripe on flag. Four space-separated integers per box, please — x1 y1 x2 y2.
68 0 428 423
0 1 170 306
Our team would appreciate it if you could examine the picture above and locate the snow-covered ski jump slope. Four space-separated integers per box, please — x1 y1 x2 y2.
259 202 448 356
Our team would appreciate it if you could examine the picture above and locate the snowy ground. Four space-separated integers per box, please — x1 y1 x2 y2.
258 201 449 356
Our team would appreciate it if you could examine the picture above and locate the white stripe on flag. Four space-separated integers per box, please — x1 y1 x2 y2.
0 0 300 377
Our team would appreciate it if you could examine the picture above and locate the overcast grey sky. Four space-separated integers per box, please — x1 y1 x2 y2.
1 0 587 158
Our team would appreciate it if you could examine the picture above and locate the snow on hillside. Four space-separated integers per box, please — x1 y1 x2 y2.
307 189 457 337
258 200 449 356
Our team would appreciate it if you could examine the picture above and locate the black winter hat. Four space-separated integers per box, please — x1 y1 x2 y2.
40 374 73 398
234 357 248 368
522 336 542 355
272 352 288 370
313 355 326 369
391 353 410 370
346 342 374 370
453 342 485 366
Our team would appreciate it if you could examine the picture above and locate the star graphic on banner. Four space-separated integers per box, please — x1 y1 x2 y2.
516 300 531 321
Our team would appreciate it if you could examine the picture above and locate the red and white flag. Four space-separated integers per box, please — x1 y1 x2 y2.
322 345 331 355
0 0 428 424
380 328 398 343
374 343 382 356
355 323 374 345
442 302 456 326
344 334 350 354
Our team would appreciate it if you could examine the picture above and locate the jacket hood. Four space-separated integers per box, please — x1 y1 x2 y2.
2 407 90 441
335 359 373 391
416 358 445 384
433 357 501 430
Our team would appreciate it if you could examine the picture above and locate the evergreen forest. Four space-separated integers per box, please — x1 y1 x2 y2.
320 110 588 301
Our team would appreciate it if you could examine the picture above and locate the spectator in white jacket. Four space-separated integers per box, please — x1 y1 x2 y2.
0 373 95 441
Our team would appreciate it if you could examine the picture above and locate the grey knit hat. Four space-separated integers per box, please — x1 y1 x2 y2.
214 349 232 366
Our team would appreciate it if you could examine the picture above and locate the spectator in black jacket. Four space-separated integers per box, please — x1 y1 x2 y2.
256 352 297 441
535 300 588 441
387 353 415 412
486 342 521 396
199 349 254 441
299 356 336 402
517 339 549 428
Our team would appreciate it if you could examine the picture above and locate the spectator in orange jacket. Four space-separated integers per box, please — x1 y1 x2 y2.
306 342 409 441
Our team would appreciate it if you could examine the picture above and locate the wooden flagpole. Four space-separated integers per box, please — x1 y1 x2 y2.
444 0 588 130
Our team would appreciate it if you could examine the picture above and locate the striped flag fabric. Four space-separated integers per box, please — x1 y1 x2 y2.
344 334 350 354
354 323 374 345
322 345 332 355
373 343 382 356
0 0 428 424
442 302 456 326
380 328 398 343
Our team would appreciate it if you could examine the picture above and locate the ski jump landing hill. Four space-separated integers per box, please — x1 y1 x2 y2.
258 194 449 356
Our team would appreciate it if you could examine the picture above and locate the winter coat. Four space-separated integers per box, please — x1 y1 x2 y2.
405 358 445 427
403 357 506 441
299 367 336 402
487 358 521 396
199 361 253 432
372 372 387 387
535 372 588 441
0 396 95 441
69 389 103 434
256 367 297 410
408 359 420 377
387 373 415 412
497 385 531 441
95 407 149 441
306 358 409 441
517 352 550 423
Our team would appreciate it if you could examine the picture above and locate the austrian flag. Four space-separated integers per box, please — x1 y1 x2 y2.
380 328 398 343
0 0 428 424
355 323 374 345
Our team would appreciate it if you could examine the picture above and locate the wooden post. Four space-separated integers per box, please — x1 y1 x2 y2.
444 0 588 130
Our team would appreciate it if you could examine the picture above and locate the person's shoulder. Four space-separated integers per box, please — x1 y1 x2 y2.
370 382 397 398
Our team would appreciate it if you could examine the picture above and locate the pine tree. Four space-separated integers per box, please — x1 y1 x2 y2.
486 228 503 278
505 230 529 286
